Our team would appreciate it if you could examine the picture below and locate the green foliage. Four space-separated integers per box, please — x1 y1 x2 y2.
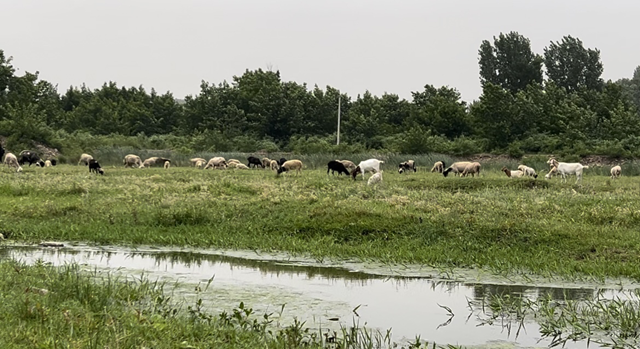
544 35 604 93
478 31 544 93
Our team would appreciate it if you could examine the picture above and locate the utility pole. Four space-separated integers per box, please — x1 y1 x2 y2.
337 95 341 145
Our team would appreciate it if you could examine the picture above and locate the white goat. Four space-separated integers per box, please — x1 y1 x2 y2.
545 158 589 183
351 159 384 180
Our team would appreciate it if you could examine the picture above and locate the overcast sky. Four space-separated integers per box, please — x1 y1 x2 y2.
1 0 639 102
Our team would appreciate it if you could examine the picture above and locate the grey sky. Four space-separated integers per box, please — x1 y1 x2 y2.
1 0 638 102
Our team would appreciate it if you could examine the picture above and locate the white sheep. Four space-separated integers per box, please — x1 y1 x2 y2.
430 161 445 173
351 159 384 180
270 159 279 170
124 154 144 168
517 165 538 178
44 160 52 167
442 161 473 177
461 162 481 177
235 163 250 170
367 171 383 186
78 153 93 166
338 160 357 172
545 158 589 183
262 158 272 169
611 165 621 179
195 160 206 169
204 157 227 169
3 153 23 172
190 158 206 167
164 161 170 169
501 167 524 178
277 160 303 175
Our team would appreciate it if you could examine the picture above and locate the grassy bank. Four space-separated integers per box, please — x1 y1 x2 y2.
2 164 640 280
0 260 441 348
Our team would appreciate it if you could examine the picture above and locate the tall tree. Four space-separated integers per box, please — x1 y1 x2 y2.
617 66 640 115
479 32 544 93
544 35 604 93
409 85 469 139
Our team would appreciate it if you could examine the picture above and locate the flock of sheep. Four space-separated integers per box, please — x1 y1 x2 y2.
0 145 625 185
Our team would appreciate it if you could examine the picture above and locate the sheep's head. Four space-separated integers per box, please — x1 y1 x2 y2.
442 168 450 177
351 166 361 180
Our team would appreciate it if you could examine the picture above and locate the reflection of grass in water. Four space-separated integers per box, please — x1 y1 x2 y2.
468 289 640 348
0 260 462 349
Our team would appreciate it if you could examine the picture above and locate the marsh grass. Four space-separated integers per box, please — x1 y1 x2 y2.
2 163 640 280
0 260 453 348
470 289 640 347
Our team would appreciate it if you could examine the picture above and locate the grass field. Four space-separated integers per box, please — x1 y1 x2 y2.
2 161 640 280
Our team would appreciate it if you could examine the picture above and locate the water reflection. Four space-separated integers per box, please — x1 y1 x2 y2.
0 244 623 348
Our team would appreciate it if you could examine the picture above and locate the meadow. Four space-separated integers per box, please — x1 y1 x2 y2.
2 155 640 281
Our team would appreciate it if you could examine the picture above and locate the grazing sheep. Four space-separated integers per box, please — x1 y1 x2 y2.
124 154 144 168
430 161 446 173
227 161 239 168
270 160 279 170
277 160 303 175
367 171 383 186
142 157 171 168
164 161 170 169
195 160 206 169
228 159 241 164
338 160 356 172
190 158 206 167
0 145 4 163
78 153 94 166
3 152 23 172
517 165 538 178
278 158 287 166
501 167 524 178
351 159 384 180
443 161 473 177
235 163 250 170
204 157 227 169
461 162 481 177
18 150 42 166
611 165 621 179
247 156 263 168
44 160 52 167
545 158 589 183
327 160 350 176
398 160 416 174
262 158 272 169
88 159 104 175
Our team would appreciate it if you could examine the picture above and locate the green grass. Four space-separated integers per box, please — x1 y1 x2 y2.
2 163 640 280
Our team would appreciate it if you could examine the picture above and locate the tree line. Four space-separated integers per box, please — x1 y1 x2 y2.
1 32 640 159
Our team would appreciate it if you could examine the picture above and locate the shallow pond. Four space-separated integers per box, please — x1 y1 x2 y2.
0 243 636 348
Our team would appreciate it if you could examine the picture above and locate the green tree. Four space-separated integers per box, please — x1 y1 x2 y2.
409 85 470 139
544 35 604 92
478 32 544 93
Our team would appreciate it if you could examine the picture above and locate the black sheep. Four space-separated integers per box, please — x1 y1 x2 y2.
88 159 104 175
327 160 350 176
0 145 4 162
247 156 263 168
278 158 287 166
18 150 42 166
